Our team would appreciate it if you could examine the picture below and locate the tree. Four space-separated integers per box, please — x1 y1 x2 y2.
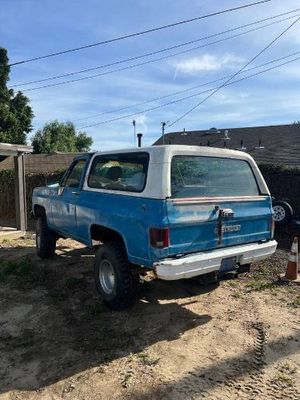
0 47 34 144
31 120 93 153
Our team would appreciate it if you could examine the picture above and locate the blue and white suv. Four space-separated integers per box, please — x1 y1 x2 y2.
32 145 277 309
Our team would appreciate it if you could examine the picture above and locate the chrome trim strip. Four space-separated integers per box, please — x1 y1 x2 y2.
169 196 269 205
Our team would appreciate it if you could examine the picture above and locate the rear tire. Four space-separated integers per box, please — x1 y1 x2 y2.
36 215 56 258
94 242 139 310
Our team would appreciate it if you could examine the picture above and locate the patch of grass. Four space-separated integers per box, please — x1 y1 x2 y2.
225 280 239 288
136 351 149 362
85 301 106 318
274 373 295 387
135 351 160 366
231 291 242 299
289 295 300 308
0 258 48 287
0 258 33 282
64 276 83 289
280 361 297 374
245 280 279 292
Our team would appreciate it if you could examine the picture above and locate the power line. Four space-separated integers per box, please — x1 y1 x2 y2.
77 54 300 129
169 15 300 127
72 51 300 122
7 0 270 67
20 13 297 93
11 8 299 88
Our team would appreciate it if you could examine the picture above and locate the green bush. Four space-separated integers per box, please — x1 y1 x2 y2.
0 169 14 185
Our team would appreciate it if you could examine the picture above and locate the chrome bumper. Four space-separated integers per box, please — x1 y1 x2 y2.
154 240 277 280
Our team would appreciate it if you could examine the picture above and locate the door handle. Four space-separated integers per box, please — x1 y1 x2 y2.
71 191 80 195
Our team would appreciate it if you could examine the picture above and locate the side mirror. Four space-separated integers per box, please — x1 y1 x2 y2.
47 182 60 188
58 186 64 196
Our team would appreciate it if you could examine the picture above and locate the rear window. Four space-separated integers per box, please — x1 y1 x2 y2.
171 155 260 198
88 152 149 192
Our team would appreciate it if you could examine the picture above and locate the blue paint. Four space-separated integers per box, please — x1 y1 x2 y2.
34 185 169 267
166 198 272 257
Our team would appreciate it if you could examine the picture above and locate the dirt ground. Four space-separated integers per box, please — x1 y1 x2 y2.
0 235 299 400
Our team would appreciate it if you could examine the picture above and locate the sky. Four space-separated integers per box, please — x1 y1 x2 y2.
1 0 300 150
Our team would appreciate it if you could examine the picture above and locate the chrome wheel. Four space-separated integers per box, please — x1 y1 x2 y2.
273 205 286 222
94 243 139 310
99 259 116 294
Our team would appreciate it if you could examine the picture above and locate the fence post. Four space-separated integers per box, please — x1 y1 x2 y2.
14 153 27 231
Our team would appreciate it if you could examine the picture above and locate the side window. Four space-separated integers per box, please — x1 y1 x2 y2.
88 153 149 192
64 159 87 188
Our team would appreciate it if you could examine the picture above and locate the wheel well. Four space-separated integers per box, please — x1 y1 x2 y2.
90 224 125 245
33 205 46 218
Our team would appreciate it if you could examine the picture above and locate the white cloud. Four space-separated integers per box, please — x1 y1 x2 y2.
173 53 245 74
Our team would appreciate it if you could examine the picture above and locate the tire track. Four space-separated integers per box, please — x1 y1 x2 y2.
160 295 269 400
230 295 300 400
134 288 299 400
221 320 266 399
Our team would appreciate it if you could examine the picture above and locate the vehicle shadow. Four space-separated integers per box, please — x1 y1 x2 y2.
0 241 214 393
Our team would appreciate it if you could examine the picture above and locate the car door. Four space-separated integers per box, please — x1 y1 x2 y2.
51 157 88 238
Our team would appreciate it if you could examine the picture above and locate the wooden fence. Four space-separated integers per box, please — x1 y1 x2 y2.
0 171 63 219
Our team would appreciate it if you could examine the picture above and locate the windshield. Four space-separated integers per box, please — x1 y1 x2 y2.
171 155 260 198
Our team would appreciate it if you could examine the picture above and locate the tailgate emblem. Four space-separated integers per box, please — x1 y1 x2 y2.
215 224 241 234
222 224 241 233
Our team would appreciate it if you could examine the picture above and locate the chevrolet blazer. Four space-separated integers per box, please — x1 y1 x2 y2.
32 145 277 309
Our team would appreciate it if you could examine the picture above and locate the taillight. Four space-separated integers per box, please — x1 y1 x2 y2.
149 228 169 248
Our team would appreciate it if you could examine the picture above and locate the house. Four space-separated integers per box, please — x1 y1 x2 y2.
153 123 300 167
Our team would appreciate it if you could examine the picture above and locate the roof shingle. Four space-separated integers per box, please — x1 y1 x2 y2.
153 123 300 167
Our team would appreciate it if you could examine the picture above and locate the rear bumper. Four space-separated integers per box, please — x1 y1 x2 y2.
154 240 277 280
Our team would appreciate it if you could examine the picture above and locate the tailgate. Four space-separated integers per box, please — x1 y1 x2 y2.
167 155 272 255
167 197 272 255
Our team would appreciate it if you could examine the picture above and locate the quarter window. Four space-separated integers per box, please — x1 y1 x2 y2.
88 152 149 192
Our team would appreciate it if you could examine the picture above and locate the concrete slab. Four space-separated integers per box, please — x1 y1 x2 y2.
0 226 17 232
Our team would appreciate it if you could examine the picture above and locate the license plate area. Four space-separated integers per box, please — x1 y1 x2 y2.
220 256 237 272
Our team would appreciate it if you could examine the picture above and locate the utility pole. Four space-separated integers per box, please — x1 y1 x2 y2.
161 121 169 144
132 120 136 147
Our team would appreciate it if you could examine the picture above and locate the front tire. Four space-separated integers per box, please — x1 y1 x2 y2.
36 216 56 258
94 242 139 310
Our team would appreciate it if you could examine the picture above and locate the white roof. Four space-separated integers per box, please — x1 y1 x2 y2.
93 145 255 163
84 145 269 199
